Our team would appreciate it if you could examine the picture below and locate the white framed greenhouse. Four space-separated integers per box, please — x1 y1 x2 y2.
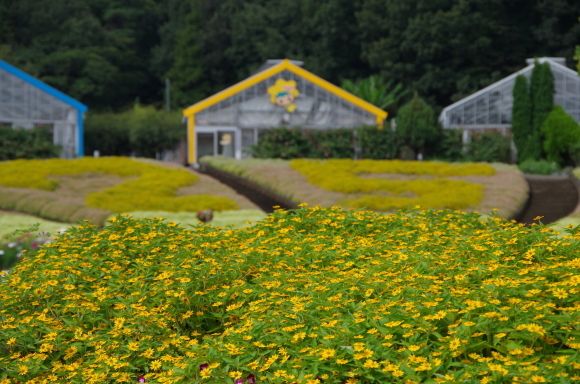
182 59 388 164
0 59 88 158
439 57 580 143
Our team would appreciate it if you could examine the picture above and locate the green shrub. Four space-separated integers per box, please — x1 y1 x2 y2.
0 126 61 160
307 128 354 159
518 159 560 174
541 105 580 167
511 74 533 162
84 112 131 156
1 207 580 383
250 127 311 159
395 93 440 159
358 125 401 160
250 126 401 160
128 105 185 158
84 106 185 159
464 131 511 163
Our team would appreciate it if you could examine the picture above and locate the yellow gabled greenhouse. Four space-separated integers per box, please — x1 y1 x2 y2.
182 59 387 165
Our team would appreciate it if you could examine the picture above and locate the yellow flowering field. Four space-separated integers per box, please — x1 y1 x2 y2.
0 157 238 214
201 157 528 219
1 206 580 384
290 159 494 211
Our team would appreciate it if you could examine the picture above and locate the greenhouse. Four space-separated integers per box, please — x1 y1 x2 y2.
182 59 388 164
439 57 580 141
0 59 88 158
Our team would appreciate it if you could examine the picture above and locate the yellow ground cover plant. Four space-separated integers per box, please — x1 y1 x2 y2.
291 159 496 211
0 157 237 212
1 206 580 384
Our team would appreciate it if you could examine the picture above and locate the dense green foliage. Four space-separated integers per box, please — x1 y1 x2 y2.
511 75 533 161
463 132 512 164
541 105 580 167
530 61 554 160
2 207 580 383
84 105 185 158
394 94 439 159
341 75 407 116
250 126 511 163
1 0 579 111
518 159 561 175
250 126 401 160
0 126 61 160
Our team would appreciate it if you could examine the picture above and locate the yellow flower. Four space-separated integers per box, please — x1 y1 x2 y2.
408 345 421 352
319 348 335 359
363 359 379 368
150 360 162 371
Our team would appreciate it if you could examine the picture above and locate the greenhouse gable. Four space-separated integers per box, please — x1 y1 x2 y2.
439 57 580 135
182 59 388 164
0 60 88 158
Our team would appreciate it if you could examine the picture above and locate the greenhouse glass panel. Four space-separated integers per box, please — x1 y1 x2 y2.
194 70 376 129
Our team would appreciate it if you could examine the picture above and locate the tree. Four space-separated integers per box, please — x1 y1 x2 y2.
341 75 407 116
511 74 533 162
395 93 439 159
528 61 553 160
541 105 580 167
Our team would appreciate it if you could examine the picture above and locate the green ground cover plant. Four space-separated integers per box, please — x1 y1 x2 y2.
1 206 580 384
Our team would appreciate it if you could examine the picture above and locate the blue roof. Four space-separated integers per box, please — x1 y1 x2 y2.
0 59 88 113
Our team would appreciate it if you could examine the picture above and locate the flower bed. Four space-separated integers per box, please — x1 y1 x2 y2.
290 159 494 211
1 207 579 383
201 157 528 219
0 157 238 215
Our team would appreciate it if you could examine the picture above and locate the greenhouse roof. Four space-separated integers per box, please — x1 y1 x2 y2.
183 59 387 123
439 58 580 129
0 59 88 113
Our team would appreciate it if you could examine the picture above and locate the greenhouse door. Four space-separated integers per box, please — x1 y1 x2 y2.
196 127 238 162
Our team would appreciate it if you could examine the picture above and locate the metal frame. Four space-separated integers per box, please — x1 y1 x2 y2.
183 59 388 164
0 60 88 158
439 58 580 130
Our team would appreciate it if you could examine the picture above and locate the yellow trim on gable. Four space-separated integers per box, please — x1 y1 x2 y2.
187 116 195 164
183 61 288 116
182 59 388 122
286 62 388 121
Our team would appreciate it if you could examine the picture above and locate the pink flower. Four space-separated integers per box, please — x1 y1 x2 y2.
138 377 146 383
200 363 209 371
246 374 256 384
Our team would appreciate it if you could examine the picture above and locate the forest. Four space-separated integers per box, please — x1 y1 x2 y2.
1 0 579 113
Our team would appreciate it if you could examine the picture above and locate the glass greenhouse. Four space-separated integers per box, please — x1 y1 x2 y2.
439 58 580 136
182 59 387 164
0 60 88 158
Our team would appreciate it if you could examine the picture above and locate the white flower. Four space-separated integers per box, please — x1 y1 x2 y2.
7 242 16 248
0 250 4 255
